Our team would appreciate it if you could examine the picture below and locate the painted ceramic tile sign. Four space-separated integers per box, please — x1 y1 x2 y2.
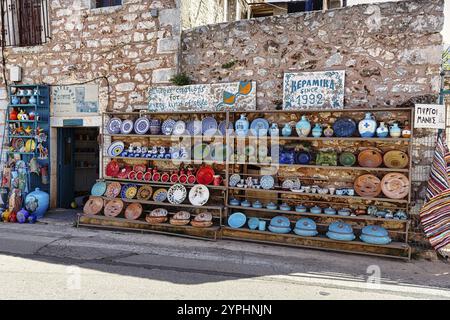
51 84 99 116
148 81 256 112
414 104 446 129
283 70 345 109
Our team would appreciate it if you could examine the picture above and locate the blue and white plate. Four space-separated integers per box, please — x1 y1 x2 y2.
162 119 176 135
228 212 247 228
107 141 125 157
91 181 107 196
107 118 122 134
173 120 186 136
202 117 218 136
260 175 275 190
186 120 201 136
250 118 270 137
134 117 150 135
121 120 134 134
229 174 241 187
218 120 233 136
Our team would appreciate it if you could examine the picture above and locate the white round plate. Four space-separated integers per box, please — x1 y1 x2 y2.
107 118 122 134
121 120 134 134
167 184 187 204
282 179 294 189
189 184 210 206
107 141 125 157
173 120 187 136
162 119 176 135
229 174 241 187
260 175 275 190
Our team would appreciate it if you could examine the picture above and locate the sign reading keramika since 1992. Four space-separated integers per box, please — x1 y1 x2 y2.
283 70 345 109
148 81 256 112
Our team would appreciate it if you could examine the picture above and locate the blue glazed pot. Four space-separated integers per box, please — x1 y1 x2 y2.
358 112 377 138
11 96 20 105
324 207 336 215
376 122 389 138
269 123 279 136
280 148 295 164
279 203 291 211
29 95 37 104
16 208 29 224
327 221 355 241
282 123 292 137
312 124 322 138
25 188 49 219
327 231 356 241
295 218 317 231
296 116 311 137
389 123 401 138
266 202 278 210
268 225 292 234
270 216 291 228
296 151 311 165
310 206 322 214
235 114 250 137
295 205 307 213
360 226 391 245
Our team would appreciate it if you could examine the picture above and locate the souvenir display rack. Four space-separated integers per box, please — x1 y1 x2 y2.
223 108 413 260
79 111 229 240
2 84 51 195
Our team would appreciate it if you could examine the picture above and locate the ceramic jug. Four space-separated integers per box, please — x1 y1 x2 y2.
323 125 334 137
358 113 377 137
25 188 49 219
312 124 322 138
281 123 292 137
235 114 249 137
376 122 389 138
29 95 37 105
389 123 401 138
269 123 279 136
296 116 311 137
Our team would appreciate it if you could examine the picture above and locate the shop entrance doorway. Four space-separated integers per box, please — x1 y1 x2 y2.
57 127 99 208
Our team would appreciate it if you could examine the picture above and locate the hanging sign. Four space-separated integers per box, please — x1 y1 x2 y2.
283 70 345 109
414 104 446 129
148 81 256 112
51 84 99 116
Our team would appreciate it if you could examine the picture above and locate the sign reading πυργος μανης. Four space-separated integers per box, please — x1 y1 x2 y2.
414 104 446 129
283 70 345 110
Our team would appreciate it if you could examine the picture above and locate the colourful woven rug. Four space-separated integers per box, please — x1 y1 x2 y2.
426 131 450 202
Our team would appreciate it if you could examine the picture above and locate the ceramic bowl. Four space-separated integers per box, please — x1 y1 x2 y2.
295 205 307 213
270 216 291 228
266 202 278 210
328 221 354 235
280 203 291 211
326 231 356 241
228 212 247 228
248 217 260 230
293 229 318 237
294 218 317 231
268 225 292 234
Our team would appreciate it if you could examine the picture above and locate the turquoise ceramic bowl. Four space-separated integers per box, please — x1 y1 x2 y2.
248 217 259 230
295 218 317 231
326 231 355 241
328 221 354 234
360 234 391 245
228 212 247 228
268 225 291 234
294 229 318 237
270 216 291 228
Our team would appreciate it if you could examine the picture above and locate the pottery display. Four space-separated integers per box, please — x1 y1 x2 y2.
296 116 311 137
323 125 334 137
333 117 356 137
358 113 377 138
25 188 49 219
316 152 337 166
358 148 383 168
296 151 311 165
383 150 409 169
268 216 291 234
339 152 356 167
389 123 402 138
376 122 389 138
381 173 409 199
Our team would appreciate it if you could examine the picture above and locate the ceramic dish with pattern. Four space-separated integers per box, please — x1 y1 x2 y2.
333 117 357 137
121 120 134 134
172 120 187 136
383 150 409 169
134 117 150 135
248 217 259 230
218 120 233 136
153 188 168 202
229 174 241 187
250 118 270 137
105 182 121 198
161 119 176 135
136 185 153 201
260 175 275 190
192 143 210 161
107 118 122 134
228 212 247 229
202 117 218 136
186 120 202 136
121 184 138 199
107 141 125 157
91 181 107 197
188 184 210 206
167 184 187 204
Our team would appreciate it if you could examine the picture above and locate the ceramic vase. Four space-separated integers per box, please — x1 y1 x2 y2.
358 113 377 138
376 122 389 138
269 123 279 136
323 125 334 137
281 123 292 137
25 188 49 219
312 124 322 138
29 95 37 104
11 96 20 105
296 116 311 137
389 123 401 138
235 114 249 137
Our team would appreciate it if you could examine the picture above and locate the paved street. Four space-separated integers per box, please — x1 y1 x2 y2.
0 210 449 300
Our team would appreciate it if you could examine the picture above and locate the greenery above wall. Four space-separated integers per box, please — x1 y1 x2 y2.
170 73 192 86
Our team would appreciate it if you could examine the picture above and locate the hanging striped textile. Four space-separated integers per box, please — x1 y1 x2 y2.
425 131 450 202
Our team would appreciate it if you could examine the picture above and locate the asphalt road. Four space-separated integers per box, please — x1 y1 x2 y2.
0 210 449 300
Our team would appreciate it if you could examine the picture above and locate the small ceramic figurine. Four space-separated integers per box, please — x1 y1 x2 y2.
358 112 377 138
269 123 279 136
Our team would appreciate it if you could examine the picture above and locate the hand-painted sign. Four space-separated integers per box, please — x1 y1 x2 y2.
283 70 345 109
414 104 446 129
148 81 256 112
52 84 99 116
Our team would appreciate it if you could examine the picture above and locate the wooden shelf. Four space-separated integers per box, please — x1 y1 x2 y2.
104 133 226 139
103 155 225 165
229 136 411 142
230 163 409 173
104 177 227 190
101 196 224 211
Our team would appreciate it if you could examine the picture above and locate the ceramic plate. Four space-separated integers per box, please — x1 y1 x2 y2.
107 118 122 134
91 181 107 196
161 119 176 135
229 174 241 187
192 143 209 161
188 184 210 206
282 179 294 189
153 188 168 202
218 120 233 136
121 184 138 199
134 117 150 135
167 184 187 204
381 173 409 199
260 175 275 190
354 174 382 197
339 152 356 167
121 120 134 134
107 141 125 157
333 118 356 137
228 212 247 228
202 117 218 135
250 118 270 137
173 120 187 136
383 150 409 169
136 185 153 200
186 120 202 136
105 182 122 198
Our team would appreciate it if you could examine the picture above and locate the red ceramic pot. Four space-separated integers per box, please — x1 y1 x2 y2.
170 173 179 183
179 174 188 184
128 171 136 180
152 172 161 182
187 175 196 184
136 171 144 180
143 172 151 181
161 172 170 183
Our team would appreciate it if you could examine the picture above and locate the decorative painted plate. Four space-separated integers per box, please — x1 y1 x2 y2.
383 150 409 169
105 182 121 198
150 208 168 217
124 203 143 220
153 188 168 202
107 118 122 134
228 212 247 229
172 120 186 136
196 166 215 185
381 173 409 199
282 179 294 190
107 141 125 157
91 181 107 196
161 119 176 135
105 160 120 177
202 117 218 136
333 117 357 137
218 120 233 136
186 120 202 136
354 174 381 197
12 138 24 151
358 148 383 168
121 119 134 134
250 118 270 137
134 117 150 135
229 174 241 187
136 185 153 201
260 175 275 190
339 152 356 167
167 184 187 204
104 199 124 217
189 184 210 206
121 183 138 199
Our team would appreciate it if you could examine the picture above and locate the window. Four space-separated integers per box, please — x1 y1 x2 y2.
0 0 51 47
93 0 122 8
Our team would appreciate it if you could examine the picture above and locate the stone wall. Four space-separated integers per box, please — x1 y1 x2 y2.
181 0 225 30
181 0 444 110
0 0 181 112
